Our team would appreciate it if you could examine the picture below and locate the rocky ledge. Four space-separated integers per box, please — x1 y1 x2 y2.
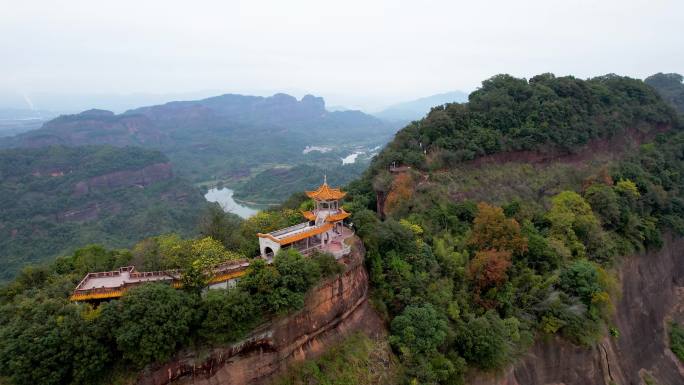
74 162 173 196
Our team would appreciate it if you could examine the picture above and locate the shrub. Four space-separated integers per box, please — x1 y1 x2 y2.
670 322 684 362
106 284 197 366
199 289 259 344
455 311 520 370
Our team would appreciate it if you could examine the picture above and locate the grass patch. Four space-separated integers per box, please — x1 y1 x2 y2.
643 372 660 385
670 321 684 362
271 333 399 385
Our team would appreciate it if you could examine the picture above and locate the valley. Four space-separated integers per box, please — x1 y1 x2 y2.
0 94 401 205
0 145 207 281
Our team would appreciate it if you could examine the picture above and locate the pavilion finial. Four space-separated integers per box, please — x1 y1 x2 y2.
324 174 327 185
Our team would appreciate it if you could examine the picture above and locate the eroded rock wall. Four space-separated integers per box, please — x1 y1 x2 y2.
469 235 684 385
74 162 173 196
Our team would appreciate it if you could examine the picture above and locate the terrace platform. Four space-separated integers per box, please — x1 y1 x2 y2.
71 260 250 301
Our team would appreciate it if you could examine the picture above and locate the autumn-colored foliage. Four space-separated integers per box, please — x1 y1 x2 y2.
468 202 528 255
468 249 512 289
384 173 414 214
581 168 614 191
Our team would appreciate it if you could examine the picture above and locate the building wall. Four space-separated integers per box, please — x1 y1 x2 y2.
258 237 280 258
208 278 239 290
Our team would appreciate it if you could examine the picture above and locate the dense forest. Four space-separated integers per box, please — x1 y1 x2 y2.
368 73 674 172
0 145 207 281
336 73 682 383
1 73 683 385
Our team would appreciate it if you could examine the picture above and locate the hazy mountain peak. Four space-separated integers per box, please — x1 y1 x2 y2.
301 94 325 110
79 109 115 117
374 90 469 122
270 93 298 103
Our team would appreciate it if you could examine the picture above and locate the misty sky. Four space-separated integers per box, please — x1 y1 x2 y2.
1 0 682 112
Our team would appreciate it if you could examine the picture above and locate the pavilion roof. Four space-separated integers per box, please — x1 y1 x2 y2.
302 210 317 221
325 208 350 222
305 182 346 201
301 208 351 222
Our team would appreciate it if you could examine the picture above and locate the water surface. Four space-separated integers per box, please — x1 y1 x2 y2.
341 152 362 164
204 187 260 219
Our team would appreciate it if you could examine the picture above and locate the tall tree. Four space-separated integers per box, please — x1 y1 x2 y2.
468 202 528 255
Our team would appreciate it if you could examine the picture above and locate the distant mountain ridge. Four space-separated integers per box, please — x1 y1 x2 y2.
0 108 58 138
1 93 401 186
373 90 469 122
5 93 389 147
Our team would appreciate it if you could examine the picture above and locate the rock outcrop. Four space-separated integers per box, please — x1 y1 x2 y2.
469 234 684 385
73 162 173 196
137 237 384 385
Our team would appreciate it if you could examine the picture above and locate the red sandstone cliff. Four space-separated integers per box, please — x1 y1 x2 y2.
73 162 174 196
469 234 684 385
137 237 384 385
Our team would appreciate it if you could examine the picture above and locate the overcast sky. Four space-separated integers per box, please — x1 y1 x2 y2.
1 0 682 112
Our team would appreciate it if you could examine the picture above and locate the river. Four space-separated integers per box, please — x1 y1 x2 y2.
341 151 363 164
204 187 260 219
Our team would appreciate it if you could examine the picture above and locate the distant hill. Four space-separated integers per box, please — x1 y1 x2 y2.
373 90 469 122
0 145 207 281
0 90 223 114
1 94 401 198
0 108 58 138
646 72 684 114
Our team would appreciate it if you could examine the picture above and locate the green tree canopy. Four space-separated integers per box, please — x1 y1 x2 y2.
546 191 603 259
105 284 197 366
390 304 448 356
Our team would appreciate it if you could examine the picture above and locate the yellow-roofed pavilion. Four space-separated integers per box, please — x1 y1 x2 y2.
257 177 352 259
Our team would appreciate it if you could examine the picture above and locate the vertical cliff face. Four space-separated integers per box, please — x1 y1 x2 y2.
469 235 684 385
137 237 384 385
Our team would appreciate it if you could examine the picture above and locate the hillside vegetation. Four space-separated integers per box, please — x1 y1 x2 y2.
370 73 674 173
272 333 400 385
0 145 207 281
338 73 682 384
